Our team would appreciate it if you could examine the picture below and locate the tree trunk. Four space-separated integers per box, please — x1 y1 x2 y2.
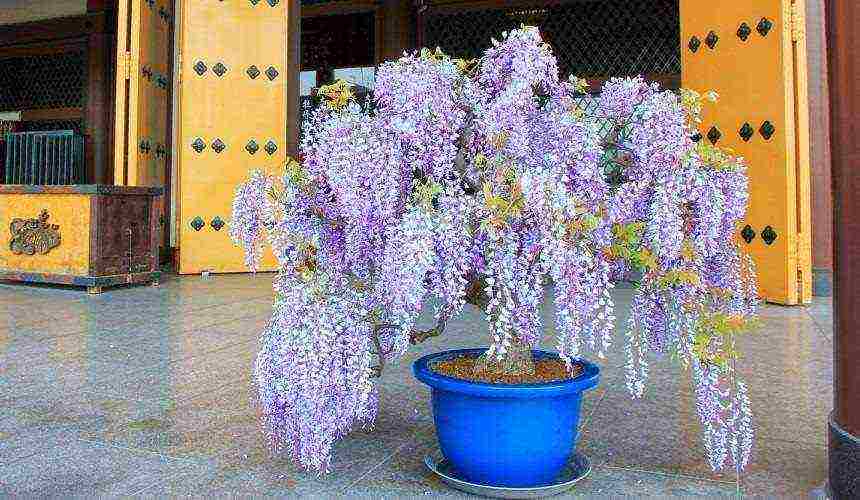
473 334 536 377
464 274 537 378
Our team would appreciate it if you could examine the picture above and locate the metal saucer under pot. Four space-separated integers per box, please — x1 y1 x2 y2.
424 450 591 499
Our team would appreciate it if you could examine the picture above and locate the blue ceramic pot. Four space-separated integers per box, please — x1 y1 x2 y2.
413 348 600 488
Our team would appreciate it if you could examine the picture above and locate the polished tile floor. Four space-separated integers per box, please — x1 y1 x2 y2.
0 274 832 498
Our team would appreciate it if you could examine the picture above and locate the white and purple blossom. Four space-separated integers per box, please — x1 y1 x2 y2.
231 27 757 475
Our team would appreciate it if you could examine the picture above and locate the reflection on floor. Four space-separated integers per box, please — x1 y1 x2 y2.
0 274 832 498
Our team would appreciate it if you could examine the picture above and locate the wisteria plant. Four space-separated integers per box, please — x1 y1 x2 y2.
230 27 757 475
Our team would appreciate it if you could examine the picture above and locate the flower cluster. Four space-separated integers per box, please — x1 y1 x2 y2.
231 27 757 474
596 80 757 470
255 274 376 472
374 49 468 181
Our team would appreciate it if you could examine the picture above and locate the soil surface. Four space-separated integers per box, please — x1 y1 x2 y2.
432 354 582 384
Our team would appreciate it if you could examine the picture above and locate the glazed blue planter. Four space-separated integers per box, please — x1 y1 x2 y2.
413 348 600 488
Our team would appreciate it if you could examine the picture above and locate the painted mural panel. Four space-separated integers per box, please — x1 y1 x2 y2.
0 194 90 275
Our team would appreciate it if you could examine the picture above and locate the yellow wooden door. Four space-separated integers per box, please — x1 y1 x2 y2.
135 0 171 189
112 0 131 186
112 0 172 250
176 0 286 274
113 0 172 187
681 0 811 305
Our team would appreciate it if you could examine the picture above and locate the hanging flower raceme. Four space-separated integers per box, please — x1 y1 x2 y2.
592 80 757 472
374 207 438 354
254 275 376 472
428 189 477 323
229 170 277 272
231 69 473 471
374 49 468 181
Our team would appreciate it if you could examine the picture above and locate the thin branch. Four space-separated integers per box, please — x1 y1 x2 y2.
410 273 491 346
454 122 481 193
463 273 491 311
370 331 385 378
370 323 400 378
409 315 448 345
369 277 491 374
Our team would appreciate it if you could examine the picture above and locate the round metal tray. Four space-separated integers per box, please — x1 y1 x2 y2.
424 451 591 499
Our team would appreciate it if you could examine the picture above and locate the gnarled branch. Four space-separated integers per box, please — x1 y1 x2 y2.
370 322 399 378
369 275 492 377
409 316 448 345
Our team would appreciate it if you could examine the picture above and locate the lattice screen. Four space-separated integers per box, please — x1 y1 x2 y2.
302 12 376 71
0 120 18 135
424 0 680 83
18 119 84 135
0 51 87 112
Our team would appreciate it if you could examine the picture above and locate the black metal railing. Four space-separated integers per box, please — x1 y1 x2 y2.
3 130 85 185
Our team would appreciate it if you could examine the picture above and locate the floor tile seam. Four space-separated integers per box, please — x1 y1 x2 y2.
86 327 261 367
2 303 215 331
162 378 254 405
0 305 92 319
2 316 260 359
0 445 46 469
753 428 829 447
76 376 251 415
141 335 259 373
0 430 165 472
4 316 264 379
580 387 610 431
753 435 829 449
76 437 211 468
74 366 252 406
123 468 212 498
129 285 273 297
342 439 414 491
0 295 93 310
0 404 102 441
1 379 251 455
803 309 833 341
5 337 256 405
2 294 273 340
0 441 72 472
5 327 261 377
2 301 272 342
0 287 262 308
0 280 272 296
7 350 245 401
0 284 269 303
598 464 738 486
0 301 268 343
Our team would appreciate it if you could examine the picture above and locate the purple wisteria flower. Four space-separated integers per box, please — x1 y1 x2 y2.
231 27 757 474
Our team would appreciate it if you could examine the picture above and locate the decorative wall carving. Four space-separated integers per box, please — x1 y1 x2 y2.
9 209 61 255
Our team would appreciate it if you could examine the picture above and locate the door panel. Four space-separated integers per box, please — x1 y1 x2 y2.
177 0 285 274
113 0 172 250
681 0 811 304
95 195 152 276
112 0 130 187
135 0 171 245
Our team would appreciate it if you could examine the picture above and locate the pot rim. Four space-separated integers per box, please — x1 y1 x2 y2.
412 348 600 399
